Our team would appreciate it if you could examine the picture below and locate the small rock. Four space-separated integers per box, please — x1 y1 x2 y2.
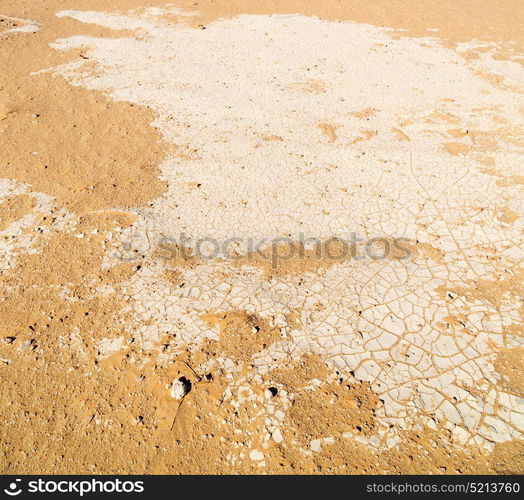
265 387 278 398
249 449 264 461
170 376 191 400
272 428 284 443
19 339 37 351
311 439 322 452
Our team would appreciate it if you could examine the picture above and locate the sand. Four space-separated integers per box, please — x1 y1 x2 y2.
0 1 523 474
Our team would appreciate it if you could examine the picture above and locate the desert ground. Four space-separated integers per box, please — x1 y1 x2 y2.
0 1 523 474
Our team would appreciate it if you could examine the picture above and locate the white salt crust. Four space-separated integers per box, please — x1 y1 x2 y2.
0 15 39 35
37 7 524 454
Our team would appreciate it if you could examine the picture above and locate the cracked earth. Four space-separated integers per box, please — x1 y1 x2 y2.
0 1 523 474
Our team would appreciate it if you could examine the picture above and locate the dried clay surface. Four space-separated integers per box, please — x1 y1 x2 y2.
0 1 523 474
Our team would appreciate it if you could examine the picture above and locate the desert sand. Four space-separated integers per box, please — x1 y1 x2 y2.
0 1 523 474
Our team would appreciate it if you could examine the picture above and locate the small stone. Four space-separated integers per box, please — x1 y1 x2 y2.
275 410 285 420
272 428 284 443
249 449 264 461
311 439 322 452
264 387 278 398
170 376 191 400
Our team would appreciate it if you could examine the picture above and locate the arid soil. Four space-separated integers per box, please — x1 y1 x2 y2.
0 1 523 474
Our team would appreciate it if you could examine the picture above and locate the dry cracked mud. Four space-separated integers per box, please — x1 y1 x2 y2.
0 1 523 474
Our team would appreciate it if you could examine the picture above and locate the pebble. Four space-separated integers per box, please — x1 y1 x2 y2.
249 449 264 461
170 377 191 400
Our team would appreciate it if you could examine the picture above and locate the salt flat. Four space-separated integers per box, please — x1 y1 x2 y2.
0 1 522 474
